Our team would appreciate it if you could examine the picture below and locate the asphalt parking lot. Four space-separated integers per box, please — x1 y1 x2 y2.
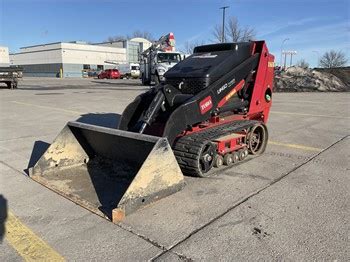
0 78 349 261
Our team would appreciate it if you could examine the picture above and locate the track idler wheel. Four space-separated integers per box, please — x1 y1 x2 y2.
247 123 268 155
197 142 216 177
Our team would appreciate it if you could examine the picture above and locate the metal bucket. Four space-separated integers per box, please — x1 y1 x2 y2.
29 121 185 222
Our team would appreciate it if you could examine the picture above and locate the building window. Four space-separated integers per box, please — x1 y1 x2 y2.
97 65 104 70
83 64 90 70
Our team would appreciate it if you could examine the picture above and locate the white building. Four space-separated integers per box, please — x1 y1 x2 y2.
10 41 126 77
94 37 152 64
0 46 10 67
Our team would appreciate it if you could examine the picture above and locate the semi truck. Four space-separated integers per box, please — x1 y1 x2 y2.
140 32 182 85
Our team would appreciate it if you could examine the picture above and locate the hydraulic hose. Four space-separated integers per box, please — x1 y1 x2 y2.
139 90 165 133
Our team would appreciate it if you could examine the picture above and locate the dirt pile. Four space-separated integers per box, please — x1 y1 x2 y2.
315 67 350 87
274 66 349 92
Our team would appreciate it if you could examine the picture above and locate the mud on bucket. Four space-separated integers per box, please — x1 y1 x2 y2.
29 121 185 222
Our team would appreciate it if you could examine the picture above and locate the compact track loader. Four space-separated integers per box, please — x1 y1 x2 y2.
30 41 274 222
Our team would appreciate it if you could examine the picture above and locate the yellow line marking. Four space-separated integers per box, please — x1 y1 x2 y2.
5 211 65 261
271 111 350 119
269 141 322 152
11 101 81 115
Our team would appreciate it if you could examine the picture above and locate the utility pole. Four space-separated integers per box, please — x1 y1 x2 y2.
220 6 229 43
282 50 297 69
284 52 287 69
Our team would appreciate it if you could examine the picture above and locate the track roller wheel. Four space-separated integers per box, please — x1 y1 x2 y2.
242 147 249 158
232 152 240 163
238 149 247 161
247 123 268 155
223 154 234 166
214 155 223 168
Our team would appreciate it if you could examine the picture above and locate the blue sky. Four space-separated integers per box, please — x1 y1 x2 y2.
0 0 349 67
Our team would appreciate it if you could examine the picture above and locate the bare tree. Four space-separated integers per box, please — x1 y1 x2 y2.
319 50 348 68
180 40 207 54
106 30 154 43
129 30 155 41
226 17 256 42
226 17 240 42
212 24 223 43
240 26 256 41
212 16 256 43
296 59 309 69
106 35 126 42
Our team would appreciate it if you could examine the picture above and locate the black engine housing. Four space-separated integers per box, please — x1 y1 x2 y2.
164 42 253 95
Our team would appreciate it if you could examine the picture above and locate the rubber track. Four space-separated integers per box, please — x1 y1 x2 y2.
173 120 258 176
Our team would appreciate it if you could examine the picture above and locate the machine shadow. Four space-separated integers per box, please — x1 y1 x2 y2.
25 141 50 175
0 195 8 243
76 113 121 128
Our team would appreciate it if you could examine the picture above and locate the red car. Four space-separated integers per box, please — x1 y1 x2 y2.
98 69 121 79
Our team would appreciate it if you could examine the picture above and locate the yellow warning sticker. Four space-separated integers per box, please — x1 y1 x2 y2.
225 89 237 101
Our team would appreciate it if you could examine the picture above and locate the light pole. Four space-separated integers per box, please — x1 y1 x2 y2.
282 50 297 69
290 52 296 66
220 6 229 43
280 38 289 67
312 50 320 67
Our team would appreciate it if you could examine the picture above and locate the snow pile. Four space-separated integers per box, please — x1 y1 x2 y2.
274 66 348 92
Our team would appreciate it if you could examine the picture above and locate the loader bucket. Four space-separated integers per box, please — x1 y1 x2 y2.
29 121 185 222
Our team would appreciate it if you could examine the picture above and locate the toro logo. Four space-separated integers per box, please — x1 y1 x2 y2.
199 96 213 114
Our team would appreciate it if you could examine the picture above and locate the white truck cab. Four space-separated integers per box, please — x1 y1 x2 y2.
153 52 182 82
141 51 181 85
140 32 182 85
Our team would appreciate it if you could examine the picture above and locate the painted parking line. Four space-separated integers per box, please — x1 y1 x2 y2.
11 101 81 115
5 211 65 261
271 111 350 119
269 141 322 152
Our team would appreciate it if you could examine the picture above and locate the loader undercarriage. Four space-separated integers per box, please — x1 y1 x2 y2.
173 120 268 177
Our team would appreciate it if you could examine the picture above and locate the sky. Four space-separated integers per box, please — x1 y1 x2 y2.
0 0 349 67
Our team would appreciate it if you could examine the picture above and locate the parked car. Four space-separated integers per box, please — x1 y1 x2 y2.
97 69 121 79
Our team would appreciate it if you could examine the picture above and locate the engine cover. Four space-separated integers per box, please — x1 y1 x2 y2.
164 42 253 95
